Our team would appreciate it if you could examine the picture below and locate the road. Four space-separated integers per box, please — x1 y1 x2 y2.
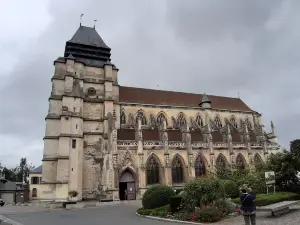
1 202 300 225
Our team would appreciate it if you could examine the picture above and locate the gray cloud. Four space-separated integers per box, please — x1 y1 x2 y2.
1 0 299 167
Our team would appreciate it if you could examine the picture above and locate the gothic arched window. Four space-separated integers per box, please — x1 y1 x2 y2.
230 116 238 128
195 155 206 177
172 156 184 183
195 114 203 127
156 113 167 126
236 154 246 170
136 111 147 125
245 118 252 129
254 154 263 168
120 111 126 124
146 156 160 185
216 155 226 169
177 113 186 127
214 116 222 128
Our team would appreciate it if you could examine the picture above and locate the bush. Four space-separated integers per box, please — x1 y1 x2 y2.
169 196 183 213
137 205 169 217
173 211 193 221
236 174 266 194
196 207 222 222
221 180 239 198
215 199 235 216
142 184 175 209
151 205 169 217
231 192 300 206
137 208 153 215
174 189 183 195
183 179 225 211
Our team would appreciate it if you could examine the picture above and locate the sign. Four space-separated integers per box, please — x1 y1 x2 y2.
265 171 275 185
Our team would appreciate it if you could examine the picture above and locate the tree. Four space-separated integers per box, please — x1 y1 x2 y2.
265 150 299 190
291 139 300 170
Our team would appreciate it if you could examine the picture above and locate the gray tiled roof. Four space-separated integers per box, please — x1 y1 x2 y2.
68 26 110 49
30 165 42 174
0 180 17 191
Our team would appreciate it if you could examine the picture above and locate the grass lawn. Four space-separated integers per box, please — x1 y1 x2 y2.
231 192 300 206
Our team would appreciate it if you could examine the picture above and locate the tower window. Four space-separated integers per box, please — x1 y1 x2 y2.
72 139 76 148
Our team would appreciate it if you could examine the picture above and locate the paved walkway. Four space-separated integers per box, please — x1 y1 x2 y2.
1 201 300 225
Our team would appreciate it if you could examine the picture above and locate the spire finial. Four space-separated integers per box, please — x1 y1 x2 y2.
93 19 97 29
80 14 84 26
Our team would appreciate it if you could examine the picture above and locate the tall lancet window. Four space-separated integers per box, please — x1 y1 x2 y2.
195 114 203 127
214 116 222 128
230 116 238 128
177 113 186 127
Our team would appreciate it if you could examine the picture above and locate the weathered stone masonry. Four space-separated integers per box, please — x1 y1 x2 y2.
40 25 281 202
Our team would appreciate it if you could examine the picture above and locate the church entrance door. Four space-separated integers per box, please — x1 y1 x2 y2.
119 169 136 200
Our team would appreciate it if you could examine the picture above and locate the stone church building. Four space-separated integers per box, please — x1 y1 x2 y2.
40 25 281 202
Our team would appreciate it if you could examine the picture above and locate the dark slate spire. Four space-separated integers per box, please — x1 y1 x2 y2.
68 25 110 49
199 93 212 108
64 25 112 62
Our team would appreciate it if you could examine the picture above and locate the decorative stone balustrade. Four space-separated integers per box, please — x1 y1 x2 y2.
117 140 137 149
191 142 208 149
143 141 163 148
233 143 246 149
168 141 186 148
213 143 228 148
251 143 263 148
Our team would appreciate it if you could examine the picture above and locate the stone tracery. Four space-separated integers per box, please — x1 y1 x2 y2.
195 154 206 177
195 114 203 127
214 116 222 128
171 155 184 183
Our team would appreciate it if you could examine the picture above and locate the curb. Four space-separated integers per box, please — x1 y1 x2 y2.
135 212 204 225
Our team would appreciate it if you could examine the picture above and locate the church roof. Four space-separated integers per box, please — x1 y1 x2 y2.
119 86 253 112
67 26 110 49
30 165 42 174
64 25 112 63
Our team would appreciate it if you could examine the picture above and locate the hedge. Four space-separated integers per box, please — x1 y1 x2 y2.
232 192 300 206
142 184 175 209
169 195 183 213
137 205 169 217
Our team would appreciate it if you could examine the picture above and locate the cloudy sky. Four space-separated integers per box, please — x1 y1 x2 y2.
0 0 299 168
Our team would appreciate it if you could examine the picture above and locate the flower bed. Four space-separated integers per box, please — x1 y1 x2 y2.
138 180 237 223
231 192 300 206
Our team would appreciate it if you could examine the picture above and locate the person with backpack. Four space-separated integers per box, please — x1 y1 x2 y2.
240 186 256 225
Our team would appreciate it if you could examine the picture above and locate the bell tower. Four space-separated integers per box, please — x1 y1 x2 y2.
41 24 119 201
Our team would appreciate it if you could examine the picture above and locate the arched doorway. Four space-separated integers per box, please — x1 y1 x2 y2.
119 169 136 200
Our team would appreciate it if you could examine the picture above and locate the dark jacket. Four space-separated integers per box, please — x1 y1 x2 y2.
240 193 256 212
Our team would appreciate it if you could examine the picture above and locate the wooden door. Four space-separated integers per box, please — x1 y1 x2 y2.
126 182 136 200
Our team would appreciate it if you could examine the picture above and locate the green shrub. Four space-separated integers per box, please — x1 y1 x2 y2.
236 174 266 194
196 207 222 222
142 184 175 209
232 192 300 206
173 211 193 221
169 195 183 213
151 205 170 217
183 179 225 211
174 189 183 195
221 180 239 198
136 208 153 215
215 199 235 216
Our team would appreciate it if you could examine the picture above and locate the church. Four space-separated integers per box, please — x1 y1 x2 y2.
40 24 281 202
